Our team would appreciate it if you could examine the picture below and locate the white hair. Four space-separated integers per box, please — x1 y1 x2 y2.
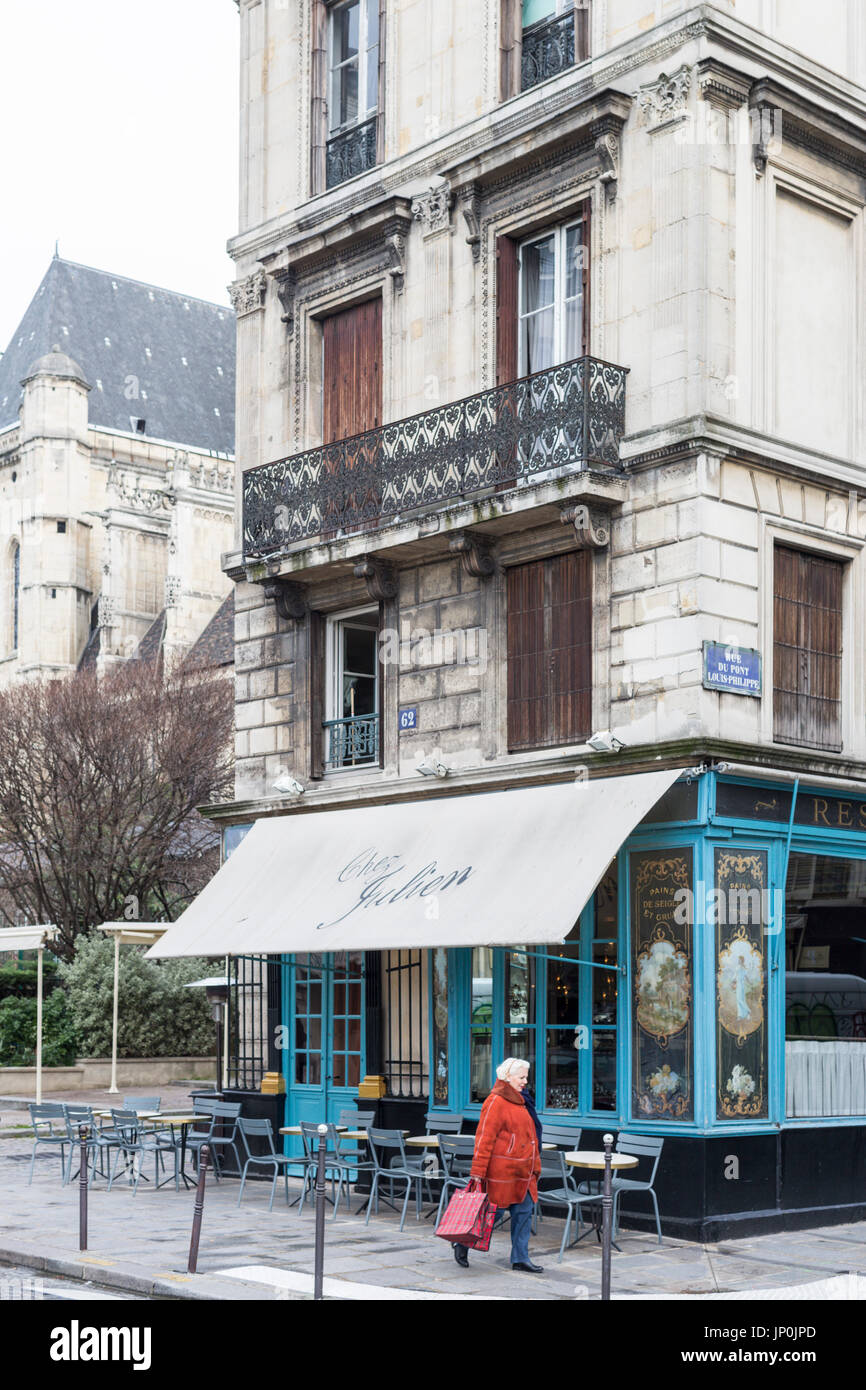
496 1057 530 1082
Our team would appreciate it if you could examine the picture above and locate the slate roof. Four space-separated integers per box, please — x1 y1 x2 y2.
136 610 167 667
0 257 235 453
184 592 234 671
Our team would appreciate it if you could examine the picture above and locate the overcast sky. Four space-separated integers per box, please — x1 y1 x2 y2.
0 0 239 348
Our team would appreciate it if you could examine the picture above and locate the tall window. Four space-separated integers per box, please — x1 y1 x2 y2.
324 0 380 189
324 607 380 770
10 542 19 653
773 544 843 751
520 0 590 93
518 215 589 375
506 550 592 753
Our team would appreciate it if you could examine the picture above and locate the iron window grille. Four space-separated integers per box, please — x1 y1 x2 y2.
520 2 589 93
382 949 428 1099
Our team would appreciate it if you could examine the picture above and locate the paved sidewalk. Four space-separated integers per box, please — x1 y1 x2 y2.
3 1127 866 1301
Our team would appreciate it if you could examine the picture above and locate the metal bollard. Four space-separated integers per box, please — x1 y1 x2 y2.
313 1124 328 1301
187 1144 210 1274
600 1132 613 1302
78 1125 89 1251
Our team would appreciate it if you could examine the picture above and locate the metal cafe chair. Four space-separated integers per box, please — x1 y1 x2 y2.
365 1127 434 1231
433 1134 476 1226
236 1116 294 1212
122 1096 161 1112
534 1125 582 1235
297 1121 359 1218
608 1134 665 1244
27 1103 70 1184
62 1104 102 1186
198 1100 242 1180
107 1108 176 1193
534 1149 602 1262
335 1108 376 1163
182 1101 218 1180
424 1111 463 1134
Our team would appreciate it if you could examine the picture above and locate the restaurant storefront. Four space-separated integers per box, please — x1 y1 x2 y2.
151 766 866 1240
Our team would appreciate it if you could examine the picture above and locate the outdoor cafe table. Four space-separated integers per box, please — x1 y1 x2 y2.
92 1111 210 1190
403 1136 557 1149
564 1150 639 1251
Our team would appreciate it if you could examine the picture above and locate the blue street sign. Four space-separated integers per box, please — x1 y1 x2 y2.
399 707 419 731
702 641 762 697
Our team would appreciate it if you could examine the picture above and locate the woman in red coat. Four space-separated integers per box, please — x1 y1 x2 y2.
453 1057 543 1273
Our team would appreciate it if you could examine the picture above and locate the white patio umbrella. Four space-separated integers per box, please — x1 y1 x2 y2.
96 923 167 1094
0 925 59 1103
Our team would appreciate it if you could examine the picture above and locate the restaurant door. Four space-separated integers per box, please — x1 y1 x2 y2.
284 952 366 1148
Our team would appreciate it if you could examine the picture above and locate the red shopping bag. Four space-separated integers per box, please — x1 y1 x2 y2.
436 1178 498 1252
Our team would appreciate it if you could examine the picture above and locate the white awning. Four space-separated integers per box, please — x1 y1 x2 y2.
147 768 683 959
0 925 58 953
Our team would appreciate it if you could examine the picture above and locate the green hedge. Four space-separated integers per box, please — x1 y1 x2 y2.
0 990 77 1067
0 960 60 1001
58 932 215 1060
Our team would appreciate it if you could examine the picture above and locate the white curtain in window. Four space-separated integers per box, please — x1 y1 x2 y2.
786 1040 866 1116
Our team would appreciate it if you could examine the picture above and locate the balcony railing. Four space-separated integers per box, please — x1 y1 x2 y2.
326 116 378 190
243 354 628 559
521 11 576 92
324 714 379 770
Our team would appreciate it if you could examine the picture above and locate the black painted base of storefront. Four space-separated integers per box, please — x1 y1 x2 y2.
607 1126 866 1242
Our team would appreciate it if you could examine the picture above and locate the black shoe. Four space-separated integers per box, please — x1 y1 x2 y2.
511 1260 544 1273
453 1244 469 1267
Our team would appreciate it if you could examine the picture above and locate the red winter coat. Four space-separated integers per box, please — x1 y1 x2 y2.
470 1079 541 1207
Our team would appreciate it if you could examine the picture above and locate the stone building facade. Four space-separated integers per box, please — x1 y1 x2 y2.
0 257 236 679
196 1 866 1236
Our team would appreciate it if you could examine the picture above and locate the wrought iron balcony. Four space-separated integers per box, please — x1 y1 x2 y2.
521 11 576 92
324 714 379 770
326 116 378 190
243 354 628 559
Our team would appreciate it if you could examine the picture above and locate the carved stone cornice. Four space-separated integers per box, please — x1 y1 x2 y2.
560 503 610 549
448 530 497 579
749 75 866 177
261 577 308 623
696 57 751 113
410 183 453 236
353 555 397 601
228 268 267 316
637 64 692 130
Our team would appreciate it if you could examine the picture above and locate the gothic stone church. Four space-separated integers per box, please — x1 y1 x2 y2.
0 256 236 679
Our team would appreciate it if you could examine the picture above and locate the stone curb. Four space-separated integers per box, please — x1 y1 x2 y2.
0 1243 307 1301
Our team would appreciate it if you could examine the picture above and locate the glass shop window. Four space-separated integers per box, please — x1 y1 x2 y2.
470 947 494 1103
545 862 618 1112
503 947 537 1081
785 852 866 1117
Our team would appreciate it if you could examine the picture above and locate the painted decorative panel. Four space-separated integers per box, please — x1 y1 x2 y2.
631 849 693 1120
715 849 768 1120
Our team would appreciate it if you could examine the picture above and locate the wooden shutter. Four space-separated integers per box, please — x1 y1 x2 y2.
376 0 386 164
309 609 325 779
575 0 591 63
773 545 843 751
310 0 327 195
496 235 519 385
322 298 382 443
500 0 522 100
578 200 591 356
507 549 591 751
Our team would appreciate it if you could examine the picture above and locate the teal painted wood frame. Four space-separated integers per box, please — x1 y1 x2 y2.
424 770 866 1136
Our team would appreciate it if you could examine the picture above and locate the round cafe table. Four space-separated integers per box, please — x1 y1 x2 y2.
564 1150 639 1251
